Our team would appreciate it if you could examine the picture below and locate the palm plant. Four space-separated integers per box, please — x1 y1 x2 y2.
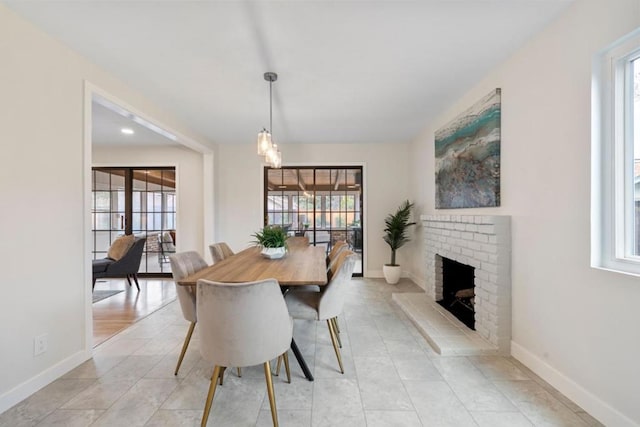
383 200 416 266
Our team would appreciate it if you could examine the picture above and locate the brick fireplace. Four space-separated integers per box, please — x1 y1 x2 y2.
393 214 511 355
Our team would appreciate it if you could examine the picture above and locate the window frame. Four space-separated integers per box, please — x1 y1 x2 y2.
592 29 640 276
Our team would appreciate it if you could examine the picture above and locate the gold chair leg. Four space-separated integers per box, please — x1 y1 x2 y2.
327 319 344 374
282 351 291 384
331 318 342 348
333 316 341 333
275 355 282 376
237 367 242 377
263 362 279 427
201 365 221 427
175 322 196 375
218 366 226 385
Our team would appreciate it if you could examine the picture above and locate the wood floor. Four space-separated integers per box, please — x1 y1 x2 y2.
92 277 176 347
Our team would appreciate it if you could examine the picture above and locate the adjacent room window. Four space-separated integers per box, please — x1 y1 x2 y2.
92 167 176 275
264 166 363 276
593 30 640 275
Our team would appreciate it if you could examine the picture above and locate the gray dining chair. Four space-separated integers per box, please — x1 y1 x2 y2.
197 278 293 427
284 250 357 374
326 240 348 272
208 242 235 263
169 251 208 376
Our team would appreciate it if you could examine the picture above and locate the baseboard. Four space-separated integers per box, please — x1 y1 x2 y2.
366 269 384 278
366 269 415 280
511 341 638 427
406 271 426 290
0 349 92 414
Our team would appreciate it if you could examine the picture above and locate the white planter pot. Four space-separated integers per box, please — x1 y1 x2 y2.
261 247 286 259
383 265 402 284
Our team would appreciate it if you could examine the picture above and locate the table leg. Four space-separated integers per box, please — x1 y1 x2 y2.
290 338 314 381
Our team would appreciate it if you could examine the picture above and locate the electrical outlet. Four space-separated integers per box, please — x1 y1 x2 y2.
34 334 47 356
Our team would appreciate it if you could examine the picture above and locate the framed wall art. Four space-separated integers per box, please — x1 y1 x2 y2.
435 88 501 209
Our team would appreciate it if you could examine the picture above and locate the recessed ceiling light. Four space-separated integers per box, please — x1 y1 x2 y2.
121 128 134 135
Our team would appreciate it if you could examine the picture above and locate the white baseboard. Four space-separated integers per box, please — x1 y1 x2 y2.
366 270 384 278
406 271 426 290
366 269 415 280
0 349 92 414
511 341 638 427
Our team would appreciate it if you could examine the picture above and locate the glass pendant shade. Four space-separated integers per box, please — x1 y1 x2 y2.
257 129 272 155
272 148 282 169
265 143 276 166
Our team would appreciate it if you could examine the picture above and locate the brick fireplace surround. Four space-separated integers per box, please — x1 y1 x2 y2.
393 215 511 355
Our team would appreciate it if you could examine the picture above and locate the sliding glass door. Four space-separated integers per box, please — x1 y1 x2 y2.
91 167 176 275
264 166 363 276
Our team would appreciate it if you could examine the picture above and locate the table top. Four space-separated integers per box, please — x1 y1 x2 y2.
178 237 328 286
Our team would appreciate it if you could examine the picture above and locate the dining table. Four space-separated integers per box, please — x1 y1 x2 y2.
177 236 327 381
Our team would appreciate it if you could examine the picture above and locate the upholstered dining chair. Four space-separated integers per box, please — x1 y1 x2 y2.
169 251 208 376
284 250 357 374
326 240 348 271
197 278 293 427
208 242 235 263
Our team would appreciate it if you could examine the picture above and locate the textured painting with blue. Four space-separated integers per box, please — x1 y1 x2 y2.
435 88 501 209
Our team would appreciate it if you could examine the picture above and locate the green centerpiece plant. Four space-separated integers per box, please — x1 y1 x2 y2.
253 225 288 259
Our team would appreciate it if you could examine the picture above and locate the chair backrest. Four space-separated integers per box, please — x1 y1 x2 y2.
208 242 235 264
197 279 293 368
318 250 357 320
108 237 147 274
328 241 347 261
327 241 348 272
169 251 208 323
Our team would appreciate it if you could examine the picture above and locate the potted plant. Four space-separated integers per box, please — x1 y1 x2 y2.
253 225 289 259
382 200 416 284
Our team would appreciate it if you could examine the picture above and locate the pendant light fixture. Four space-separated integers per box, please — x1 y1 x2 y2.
257 72 282 168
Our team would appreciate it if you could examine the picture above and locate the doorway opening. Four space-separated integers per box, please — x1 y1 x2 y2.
91 167 176 275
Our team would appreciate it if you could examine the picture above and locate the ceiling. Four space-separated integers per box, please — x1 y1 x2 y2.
267 167 361 192
92 101 180 147
5 1 572 147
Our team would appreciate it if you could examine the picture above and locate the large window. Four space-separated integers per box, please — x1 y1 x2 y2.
264 166 363 276
593 30 640 275
92 167 176 274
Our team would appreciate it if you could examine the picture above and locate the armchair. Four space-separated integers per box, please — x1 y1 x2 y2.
92 237 146 291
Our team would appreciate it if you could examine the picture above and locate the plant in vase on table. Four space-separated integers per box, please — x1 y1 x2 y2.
383 200 416 284
253 225 289 259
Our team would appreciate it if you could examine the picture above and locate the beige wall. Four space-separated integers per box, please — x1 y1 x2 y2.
92 145 206 257
408 0 640 425
0 5 210 411
215 143 411 276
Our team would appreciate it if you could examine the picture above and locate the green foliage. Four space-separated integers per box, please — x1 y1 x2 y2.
252 225 289 248
383 200 416 266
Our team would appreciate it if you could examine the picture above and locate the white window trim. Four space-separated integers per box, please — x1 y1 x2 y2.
592 28 640 276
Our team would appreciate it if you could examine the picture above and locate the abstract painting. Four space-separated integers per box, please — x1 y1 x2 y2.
435 88 501 209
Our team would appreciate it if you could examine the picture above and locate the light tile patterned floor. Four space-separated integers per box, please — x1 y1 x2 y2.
0 278 603 426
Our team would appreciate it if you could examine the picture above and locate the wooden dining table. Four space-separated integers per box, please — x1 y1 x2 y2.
177 237 327 381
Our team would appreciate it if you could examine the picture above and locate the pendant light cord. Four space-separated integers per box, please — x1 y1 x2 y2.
269 79 273 135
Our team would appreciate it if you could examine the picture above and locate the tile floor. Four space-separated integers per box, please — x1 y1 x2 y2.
0 278 603 426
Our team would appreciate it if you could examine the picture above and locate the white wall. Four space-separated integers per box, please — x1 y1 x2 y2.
216 143 411 276
408 0 640 425
0 5 210 412
92 146 205 257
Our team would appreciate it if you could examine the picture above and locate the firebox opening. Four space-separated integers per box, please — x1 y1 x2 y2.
437 256 475 330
